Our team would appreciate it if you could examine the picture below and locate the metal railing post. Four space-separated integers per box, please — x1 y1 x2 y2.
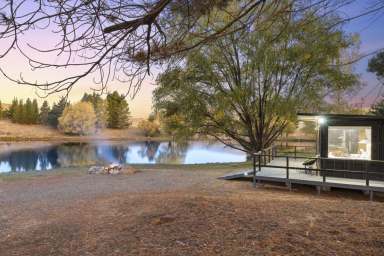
322 166 326 183
253 154 256 187
366 163 369 187
294 146 297 159
258 154 262 172
268 149 271 163
263 151 266 165
286 156 289 180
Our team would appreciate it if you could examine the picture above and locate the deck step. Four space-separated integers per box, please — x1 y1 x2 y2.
219 171 252 180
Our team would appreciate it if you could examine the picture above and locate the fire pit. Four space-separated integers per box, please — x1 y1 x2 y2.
88 163 123 175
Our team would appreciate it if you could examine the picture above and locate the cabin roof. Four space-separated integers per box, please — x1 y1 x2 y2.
297 112 384 121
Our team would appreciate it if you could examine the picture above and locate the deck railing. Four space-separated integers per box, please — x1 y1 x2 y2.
251 145 384 198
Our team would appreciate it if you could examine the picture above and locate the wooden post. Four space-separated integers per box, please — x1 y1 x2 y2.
369 190 374 201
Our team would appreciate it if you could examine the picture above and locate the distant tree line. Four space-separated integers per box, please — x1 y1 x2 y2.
7 98 39 124
0 91 131 135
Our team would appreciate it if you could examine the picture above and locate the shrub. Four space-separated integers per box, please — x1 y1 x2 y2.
58 102 97 135
138 119 161 137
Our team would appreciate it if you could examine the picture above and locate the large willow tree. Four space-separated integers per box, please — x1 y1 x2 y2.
154 3 358 153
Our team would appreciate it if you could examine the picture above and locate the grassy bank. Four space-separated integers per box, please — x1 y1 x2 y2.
0 161 252 182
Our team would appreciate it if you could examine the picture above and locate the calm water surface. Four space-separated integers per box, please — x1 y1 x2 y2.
0 141 246 173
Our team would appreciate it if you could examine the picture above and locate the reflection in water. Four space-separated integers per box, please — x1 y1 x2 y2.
138 141 161 161
156 141 188 164
0 141 246 173
57 143 99 167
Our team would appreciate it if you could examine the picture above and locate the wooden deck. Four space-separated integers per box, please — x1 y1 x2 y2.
221 157 384 195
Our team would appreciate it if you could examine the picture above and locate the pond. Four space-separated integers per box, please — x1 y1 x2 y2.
0 141 247 173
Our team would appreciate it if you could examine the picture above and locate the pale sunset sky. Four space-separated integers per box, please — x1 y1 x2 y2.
0 1 383 118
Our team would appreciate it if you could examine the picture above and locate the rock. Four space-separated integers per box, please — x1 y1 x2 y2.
88 166 104 174
88 164 138 175
152 215 176 225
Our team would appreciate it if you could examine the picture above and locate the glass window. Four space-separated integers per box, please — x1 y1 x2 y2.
328 126 371 160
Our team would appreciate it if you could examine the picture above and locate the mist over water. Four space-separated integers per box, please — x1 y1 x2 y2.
0 141 246 173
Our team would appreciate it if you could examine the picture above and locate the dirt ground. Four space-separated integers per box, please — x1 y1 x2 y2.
1 167 384 256
0 120 166 142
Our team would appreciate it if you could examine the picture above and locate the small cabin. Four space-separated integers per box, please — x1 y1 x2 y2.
298 113 384 180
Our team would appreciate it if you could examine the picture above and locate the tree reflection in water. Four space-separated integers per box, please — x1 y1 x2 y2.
0 140 244 172
155 141 188 164
57 143 99 167
96 143 130 164
138 141 160 161
0 146 58 172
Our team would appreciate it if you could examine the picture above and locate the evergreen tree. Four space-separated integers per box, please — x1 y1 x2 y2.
0 100 2 119
9 98 18 122
39 100 50 125
31 99 39 124
370 100 384 117
25 98 33 124
48 97 68 127
106 91 131 129
15 99 24 123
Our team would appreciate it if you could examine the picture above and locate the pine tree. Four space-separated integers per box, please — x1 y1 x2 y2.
39 100 50 125
32 99 39 124
9 98 18 122
48 97 68 128
0 100 2 119
25 98 33 124
106 91 131 129
15 99 24 123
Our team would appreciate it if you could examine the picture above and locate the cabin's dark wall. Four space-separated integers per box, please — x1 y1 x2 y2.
318 117 384 180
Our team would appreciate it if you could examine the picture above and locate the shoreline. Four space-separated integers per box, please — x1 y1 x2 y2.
0 135 171 143
0 162 252 182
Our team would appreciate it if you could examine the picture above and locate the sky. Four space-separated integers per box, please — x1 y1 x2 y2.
0 1 383 118
341 1 384 107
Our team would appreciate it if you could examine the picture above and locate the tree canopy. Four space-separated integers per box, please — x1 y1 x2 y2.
368 51 384 83
154 3 358 152
0 100 3 119
370 100 384 117
0 0 381 95
39 101 51 125
48 97 69 128
81 93 108 129
106 91 131 129
58 102 97 135
6 98 40 124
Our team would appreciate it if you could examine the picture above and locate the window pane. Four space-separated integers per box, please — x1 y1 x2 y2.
328 126 371 160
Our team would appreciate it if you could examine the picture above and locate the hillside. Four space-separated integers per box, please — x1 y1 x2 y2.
0 103 10 110
0 120 164 142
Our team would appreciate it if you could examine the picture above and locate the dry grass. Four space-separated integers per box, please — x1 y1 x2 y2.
0 120 166 141
1 167 384 255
